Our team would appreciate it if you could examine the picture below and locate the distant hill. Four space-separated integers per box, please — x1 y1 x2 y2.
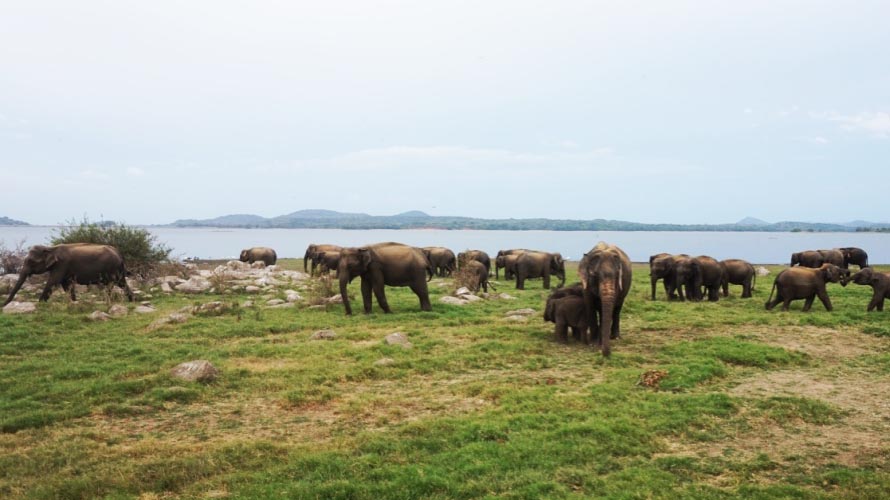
168 210 890 232
0 216 28 226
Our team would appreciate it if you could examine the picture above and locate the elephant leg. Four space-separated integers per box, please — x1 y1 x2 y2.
39 279 58 302
781 293 792 311
651 277 657 300
802 294 815 312
816 288 832 311
877 297 885 312
867 292 880 312
591 295 603 346
610 299 624 339
708 286 719 302
372 281 391 314
722 281 729 297
360 278 374 314
543 270 551 290
516 273 524 290
554 319 568 343
410 282 432 312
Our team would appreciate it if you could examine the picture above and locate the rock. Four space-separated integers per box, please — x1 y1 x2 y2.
255 276 283 287
242 300 254 308
326 295 343 304
310 329 337 340
267 265 281 272
108 304 128 317
134 305 156 314
148 312 190 330
269 302 295 309
160 282 173 293
455 287 472 296
250 261 266 269
374 357 396 366
170 360 219 383
498 293 517 300
285 290 302 302
267 299 285 306
462 294 482 302
0 274 20 292
89 311 111 321
505 308 536 316
227 260 250 271
198 270 213 278
439 296 468 306
385 332 413 348
176 276 212 294
162 275 184 286
197 301 227 314
505 315 528 322
3 301 36 314
756 266 770 277
244 286 261 294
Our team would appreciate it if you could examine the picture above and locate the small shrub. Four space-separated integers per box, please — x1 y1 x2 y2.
451 265 480 292
0 239 26 275
51 217 172 279
305 273 335 306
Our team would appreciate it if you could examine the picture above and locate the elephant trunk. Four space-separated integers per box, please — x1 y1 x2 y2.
495 262 500 279
304 249 311 272
4 271 29 306
339 273 352 315
650 276 657 300
598 284 616 357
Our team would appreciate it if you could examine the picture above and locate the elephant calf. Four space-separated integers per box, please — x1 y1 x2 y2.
765 264 847 312
463 260 494 293
720 259 755 298
240 247 277 266
850 267 890 311
543 284 587 343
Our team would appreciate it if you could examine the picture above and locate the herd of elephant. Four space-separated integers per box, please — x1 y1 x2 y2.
3 241 886 357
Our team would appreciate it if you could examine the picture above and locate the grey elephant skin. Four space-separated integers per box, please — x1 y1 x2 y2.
720 259 756 298
337 242 432 315
765 263 847 312
458 250 491 277
850 267 890 311
4 243 135 305
648 253 685 300
239 247 277 266
841 247 869 269
672 255 724 302
303 244 342 274
578 243 632 356
313 251 340 276
495 249 531 279
463 260 494 292
422 247 457 277
495 254 520 281
515 251 565 290
543 284 588 343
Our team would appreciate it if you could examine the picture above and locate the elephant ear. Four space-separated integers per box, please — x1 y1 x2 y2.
41 246 59 269
358 248 372 270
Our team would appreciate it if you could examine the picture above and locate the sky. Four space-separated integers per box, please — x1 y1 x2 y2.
2 0 889 226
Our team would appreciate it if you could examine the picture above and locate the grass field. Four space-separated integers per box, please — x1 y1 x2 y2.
1 260 888 499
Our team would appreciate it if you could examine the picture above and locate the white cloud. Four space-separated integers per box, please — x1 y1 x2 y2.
823 111 890 138
126 167 145 176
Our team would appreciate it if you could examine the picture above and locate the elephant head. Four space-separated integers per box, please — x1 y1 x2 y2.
4 245 58 305
239 249 250 262
550 253 566 287
851 267 875 286
579 249 626 356
337 247 372 315
820 264 847 287
673 257 702 300
790 252 801 267
303 244 317 272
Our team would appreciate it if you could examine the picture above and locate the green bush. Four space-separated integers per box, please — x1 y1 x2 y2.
51 218 172 278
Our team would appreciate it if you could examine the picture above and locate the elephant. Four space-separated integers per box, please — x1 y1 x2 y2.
720 259 756 298
765 263 847 312
313 251 340 276
514 251 565 290
578 242 632 356
422 247 457 277
790 250 824 268
543 284 587 343
495 254 521 281
463 260 495 293
458 250 491 277
818 249 845 268
337 242 432 315
4 243 135 305
850 267 890 311
495 249 532 279
671 255 724 301
841 247 869 269
649 253 685 300
239 247 277 266
304 244 342 275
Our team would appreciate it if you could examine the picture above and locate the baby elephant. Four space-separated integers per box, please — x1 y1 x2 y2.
464 260 495 292
543 284 588 343
240 247 277 266
850 267 890 311
765 263 847 312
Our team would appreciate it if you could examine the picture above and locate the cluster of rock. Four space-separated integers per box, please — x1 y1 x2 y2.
503 308 537 322
439 287 516 306
153 260 308 295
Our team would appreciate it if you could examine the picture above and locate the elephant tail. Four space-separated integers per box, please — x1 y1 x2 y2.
752 269 756 292
766 280 777 307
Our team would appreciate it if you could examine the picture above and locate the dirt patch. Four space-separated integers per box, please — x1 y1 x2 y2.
745 326 888 361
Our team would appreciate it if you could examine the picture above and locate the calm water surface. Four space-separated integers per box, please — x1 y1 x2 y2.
2 226 889 264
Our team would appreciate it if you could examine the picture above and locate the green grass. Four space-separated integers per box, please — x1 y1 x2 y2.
0 261 888 499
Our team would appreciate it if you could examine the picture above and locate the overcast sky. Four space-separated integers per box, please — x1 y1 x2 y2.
2 1 888 225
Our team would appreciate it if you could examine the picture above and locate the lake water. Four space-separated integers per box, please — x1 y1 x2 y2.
2 226 889 264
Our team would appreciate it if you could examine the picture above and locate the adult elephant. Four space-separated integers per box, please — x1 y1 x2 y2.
649 253 684 300
818 249 845 268
337 242 432 315
495 249 531 279
422 247 456 277
720 259 755 298
495 254 521 281
314 251 340 276
239 247 277 266
840 247 869 269
464 260 495 293
304 244 342 275
672 255 723 301
765 263 847 312
4 243 135 305
458 250 491 276
578 242 632 356
515 251 565 290
790 250 823 268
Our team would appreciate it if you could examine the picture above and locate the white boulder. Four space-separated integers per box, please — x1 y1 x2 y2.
2 301 36 314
